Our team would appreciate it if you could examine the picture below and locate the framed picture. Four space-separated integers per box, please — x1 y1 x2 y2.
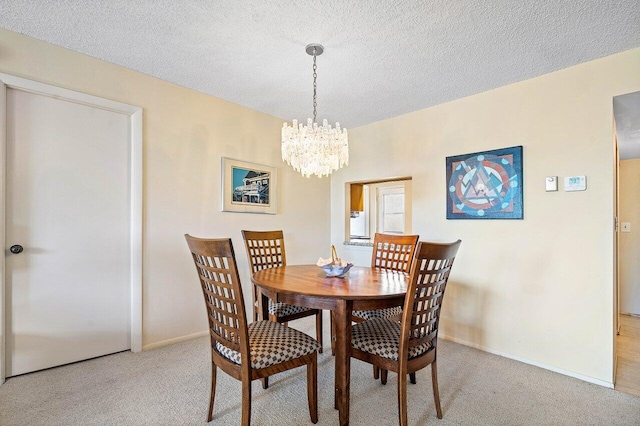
221 157 277 214
446 146 523 219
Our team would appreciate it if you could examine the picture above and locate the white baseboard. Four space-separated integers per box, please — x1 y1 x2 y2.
142 330 208 351
439 333 614 389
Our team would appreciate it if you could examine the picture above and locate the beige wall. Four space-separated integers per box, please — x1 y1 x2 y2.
3 26 640 385
332 48 640 384
0 28 331 348
619 159 640 315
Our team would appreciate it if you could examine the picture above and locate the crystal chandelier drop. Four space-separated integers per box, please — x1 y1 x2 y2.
282 44 348 178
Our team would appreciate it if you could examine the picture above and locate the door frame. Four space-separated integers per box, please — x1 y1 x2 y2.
613 118 619 384
0 73 143 385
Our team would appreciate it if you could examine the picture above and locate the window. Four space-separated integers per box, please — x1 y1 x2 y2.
378 186 405 234
346 178 412 243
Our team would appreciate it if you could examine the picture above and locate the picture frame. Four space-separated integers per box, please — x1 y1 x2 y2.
221 157 277 214
446 146 523 219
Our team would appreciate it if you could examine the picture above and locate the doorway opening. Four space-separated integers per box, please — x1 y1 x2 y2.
345 177 412 243
613 90 640 397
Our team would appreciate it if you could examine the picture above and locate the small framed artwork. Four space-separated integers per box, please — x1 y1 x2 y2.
221 157 277 214
446 146 523 219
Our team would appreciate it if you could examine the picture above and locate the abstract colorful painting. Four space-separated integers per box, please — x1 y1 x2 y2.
446 146 523 219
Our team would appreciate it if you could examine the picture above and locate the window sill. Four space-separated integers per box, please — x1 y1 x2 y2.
343 240 373 247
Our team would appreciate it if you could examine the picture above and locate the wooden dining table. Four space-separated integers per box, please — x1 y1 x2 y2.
251 265 409 426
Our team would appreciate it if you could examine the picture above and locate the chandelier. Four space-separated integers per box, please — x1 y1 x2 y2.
282 44 349 178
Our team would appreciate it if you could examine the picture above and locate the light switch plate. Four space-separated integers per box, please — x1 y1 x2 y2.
545 176 558 192
621 222 631 233
564 175 587 191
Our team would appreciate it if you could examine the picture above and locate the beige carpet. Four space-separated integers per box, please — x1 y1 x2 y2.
1 325 639 425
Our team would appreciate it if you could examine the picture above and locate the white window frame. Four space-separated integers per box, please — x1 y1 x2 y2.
376 185 406 235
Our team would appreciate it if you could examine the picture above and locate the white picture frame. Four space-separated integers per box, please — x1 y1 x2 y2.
221 157 277 214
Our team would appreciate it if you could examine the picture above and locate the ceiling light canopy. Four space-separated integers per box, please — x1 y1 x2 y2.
282 44 348 178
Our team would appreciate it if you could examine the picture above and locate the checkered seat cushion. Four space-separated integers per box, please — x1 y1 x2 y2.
216 320 320 369
268 300 314 317
351 318 432 361
352 306 403 321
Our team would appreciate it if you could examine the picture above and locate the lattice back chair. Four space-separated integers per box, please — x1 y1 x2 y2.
350 240 462 426
185 235 319 425
371 233 420 272
242 230 323 356
353 233 420 378
352 233 420 323
241 230 286 321
330 233 419 358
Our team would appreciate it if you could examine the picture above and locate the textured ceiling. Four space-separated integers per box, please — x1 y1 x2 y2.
0 1 639 129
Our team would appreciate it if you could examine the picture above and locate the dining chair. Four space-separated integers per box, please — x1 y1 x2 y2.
350 239 462 425
352 233 419 380
330 233 418 369
185 235 319 425
242 230 323 359
352 233 419 322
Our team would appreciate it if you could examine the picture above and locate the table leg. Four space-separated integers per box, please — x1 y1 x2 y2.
334 299 352 426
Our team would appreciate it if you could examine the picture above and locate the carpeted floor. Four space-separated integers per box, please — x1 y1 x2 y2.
1 323 639 425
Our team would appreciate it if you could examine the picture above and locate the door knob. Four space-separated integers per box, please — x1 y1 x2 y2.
10 245 23 254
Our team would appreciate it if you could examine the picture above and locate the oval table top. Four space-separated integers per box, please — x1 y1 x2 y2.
251 265 409 300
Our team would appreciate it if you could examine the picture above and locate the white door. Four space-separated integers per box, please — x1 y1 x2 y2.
5 88 131 377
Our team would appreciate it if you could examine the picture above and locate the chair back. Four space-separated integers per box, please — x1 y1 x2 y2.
241 230 286 272
399 240 462 360
185 235 249 360
370 233 419 273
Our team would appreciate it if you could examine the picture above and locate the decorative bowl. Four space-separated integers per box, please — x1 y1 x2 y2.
319 262 353 278
317 245 352 277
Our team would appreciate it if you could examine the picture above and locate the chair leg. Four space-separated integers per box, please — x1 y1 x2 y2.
241 377 251 426
207 363 217 422
252 285 258 322
316 311 323 354
307 352 319 424
373 366 380 380
254 295 259 322
330 312 336 356
409 372 417 384
398 368 408 426
431 360 443 419
381 369 388 385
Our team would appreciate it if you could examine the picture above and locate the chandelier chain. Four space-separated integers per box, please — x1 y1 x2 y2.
312 49 317 123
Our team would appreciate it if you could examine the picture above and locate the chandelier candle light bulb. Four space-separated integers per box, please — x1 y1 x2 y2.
282 44 349 178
